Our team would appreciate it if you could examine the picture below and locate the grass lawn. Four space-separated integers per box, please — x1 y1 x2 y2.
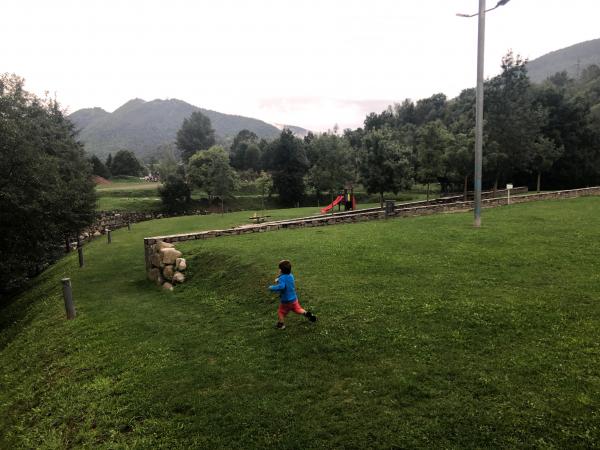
1 197 599 448
94 175 429 213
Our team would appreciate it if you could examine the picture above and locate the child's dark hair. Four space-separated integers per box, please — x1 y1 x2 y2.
279 260 292 274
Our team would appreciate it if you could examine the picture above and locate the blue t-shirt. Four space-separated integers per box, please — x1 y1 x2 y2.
268 273 297 303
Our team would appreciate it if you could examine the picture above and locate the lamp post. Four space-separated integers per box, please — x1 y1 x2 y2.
457 0 511 227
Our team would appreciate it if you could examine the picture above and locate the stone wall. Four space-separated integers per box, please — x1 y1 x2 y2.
146 241 187 291
143 186 600 280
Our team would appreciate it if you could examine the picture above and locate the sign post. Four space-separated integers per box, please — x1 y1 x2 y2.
506 183 513 205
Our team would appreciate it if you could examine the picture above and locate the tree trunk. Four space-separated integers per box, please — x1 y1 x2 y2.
493 178 498 198
380 192 384 209
463 175 468 201
221 197 224 216
65 236 70 253
426 182 430 203
537 171 541 193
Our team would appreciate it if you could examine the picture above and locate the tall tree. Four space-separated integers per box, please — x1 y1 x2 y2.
305 133 354 198
176 111 216 162
90 154 111 179
444 131 474 199
528 136 563 192
159 174 191 212
187 146 237 201
230 129 260 171
415 120 450 201
359 128 413 207
484 51 546 189
267 129 309 206
110 149 144 176
0 74 96 295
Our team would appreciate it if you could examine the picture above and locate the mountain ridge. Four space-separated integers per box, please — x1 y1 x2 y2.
69 98 309 159
527 38 600 83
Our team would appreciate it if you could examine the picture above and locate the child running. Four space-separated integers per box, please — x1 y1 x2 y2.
268 260 317 329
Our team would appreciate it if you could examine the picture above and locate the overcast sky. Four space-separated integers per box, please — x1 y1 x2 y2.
3 0 600 131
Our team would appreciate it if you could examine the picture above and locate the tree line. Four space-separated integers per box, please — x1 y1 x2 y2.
0 74 96 297
160 52 600 212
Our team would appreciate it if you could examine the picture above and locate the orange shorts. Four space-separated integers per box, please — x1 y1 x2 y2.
278 300 305 317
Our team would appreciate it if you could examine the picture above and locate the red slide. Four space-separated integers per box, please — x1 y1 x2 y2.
321 195 344 214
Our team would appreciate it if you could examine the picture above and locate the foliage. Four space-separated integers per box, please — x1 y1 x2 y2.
415 120 450 190
158 174 191 212
176 111 216 162
528 136 564 192
266 129 309 206
187 146 237 199
358 128 413 205
110 149 144 177
230 129 261 171
0 73 96 294
443 131 474 196
154 143 180 180
305 133 354 195
484 52 547 187
89 154 111 178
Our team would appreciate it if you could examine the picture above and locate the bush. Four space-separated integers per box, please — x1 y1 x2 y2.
159 174 191 212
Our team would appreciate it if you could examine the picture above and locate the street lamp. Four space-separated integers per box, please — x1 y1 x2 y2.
457 0 511 228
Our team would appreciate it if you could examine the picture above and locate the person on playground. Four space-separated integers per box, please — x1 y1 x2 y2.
269 260 317 329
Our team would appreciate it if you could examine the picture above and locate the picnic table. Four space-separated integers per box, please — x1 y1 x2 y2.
249 215 271 224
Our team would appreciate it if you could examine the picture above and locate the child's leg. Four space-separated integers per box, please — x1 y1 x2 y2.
290 300 306 315
291 300 317 322
277 304 289 323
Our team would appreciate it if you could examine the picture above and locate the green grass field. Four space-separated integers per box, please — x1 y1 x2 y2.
93 176 430 213
1 197 599 448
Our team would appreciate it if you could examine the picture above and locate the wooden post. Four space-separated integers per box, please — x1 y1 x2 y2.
78 246 84 267
127 222 131 231
385 200 395 217
61 278 76 320
144 238 152 273
107 229 112 244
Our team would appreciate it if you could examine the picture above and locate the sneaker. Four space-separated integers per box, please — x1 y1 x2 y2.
304 311 317 322
275 322 286 330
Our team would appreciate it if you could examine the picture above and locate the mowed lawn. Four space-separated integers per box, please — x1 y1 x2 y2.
1 197 599 448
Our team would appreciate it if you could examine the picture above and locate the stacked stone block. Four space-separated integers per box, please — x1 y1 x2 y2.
147 241 187 291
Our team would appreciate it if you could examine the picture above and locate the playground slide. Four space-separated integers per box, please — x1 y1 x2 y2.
320 195 344 214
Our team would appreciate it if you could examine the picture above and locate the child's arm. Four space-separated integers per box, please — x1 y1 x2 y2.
268 278 286 292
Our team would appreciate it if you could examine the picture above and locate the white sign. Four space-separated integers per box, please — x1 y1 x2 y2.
506 184 513 190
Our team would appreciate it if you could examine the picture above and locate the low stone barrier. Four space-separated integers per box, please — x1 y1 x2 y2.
143 186 600 285
146 241 188 291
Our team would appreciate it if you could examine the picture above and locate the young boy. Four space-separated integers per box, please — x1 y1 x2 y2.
268 260 317 329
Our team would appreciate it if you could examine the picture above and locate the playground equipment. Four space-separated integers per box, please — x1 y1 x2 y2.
321 188 356 214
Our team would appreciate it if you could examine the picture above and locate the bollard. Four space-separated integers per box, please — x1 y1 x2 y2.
107 229 112 244
127 222 131 231
78 246 84 267
61 278 76 320
385 200 395 217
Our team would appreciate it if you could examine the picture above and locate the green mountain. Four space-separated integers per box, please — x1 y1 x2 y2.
527 38 600 83
68 98 306 159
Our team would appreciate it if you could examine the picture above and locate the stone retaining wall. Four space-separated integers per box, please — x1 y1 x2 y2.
143 186 600 280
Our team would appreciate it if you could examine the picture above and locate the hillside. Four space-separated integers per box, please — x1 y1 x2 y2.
1 198 600 447
68 98 308 159
527 38 600 83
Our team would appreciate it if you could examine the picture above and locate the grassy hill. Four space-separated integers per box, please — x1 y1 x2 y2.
2 198 600 448
527 38 600 83
69 99 308 160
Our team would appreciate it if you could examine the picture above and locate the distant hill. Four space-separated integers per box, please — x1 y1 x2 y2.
527 38 600 83
68 98 309 159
